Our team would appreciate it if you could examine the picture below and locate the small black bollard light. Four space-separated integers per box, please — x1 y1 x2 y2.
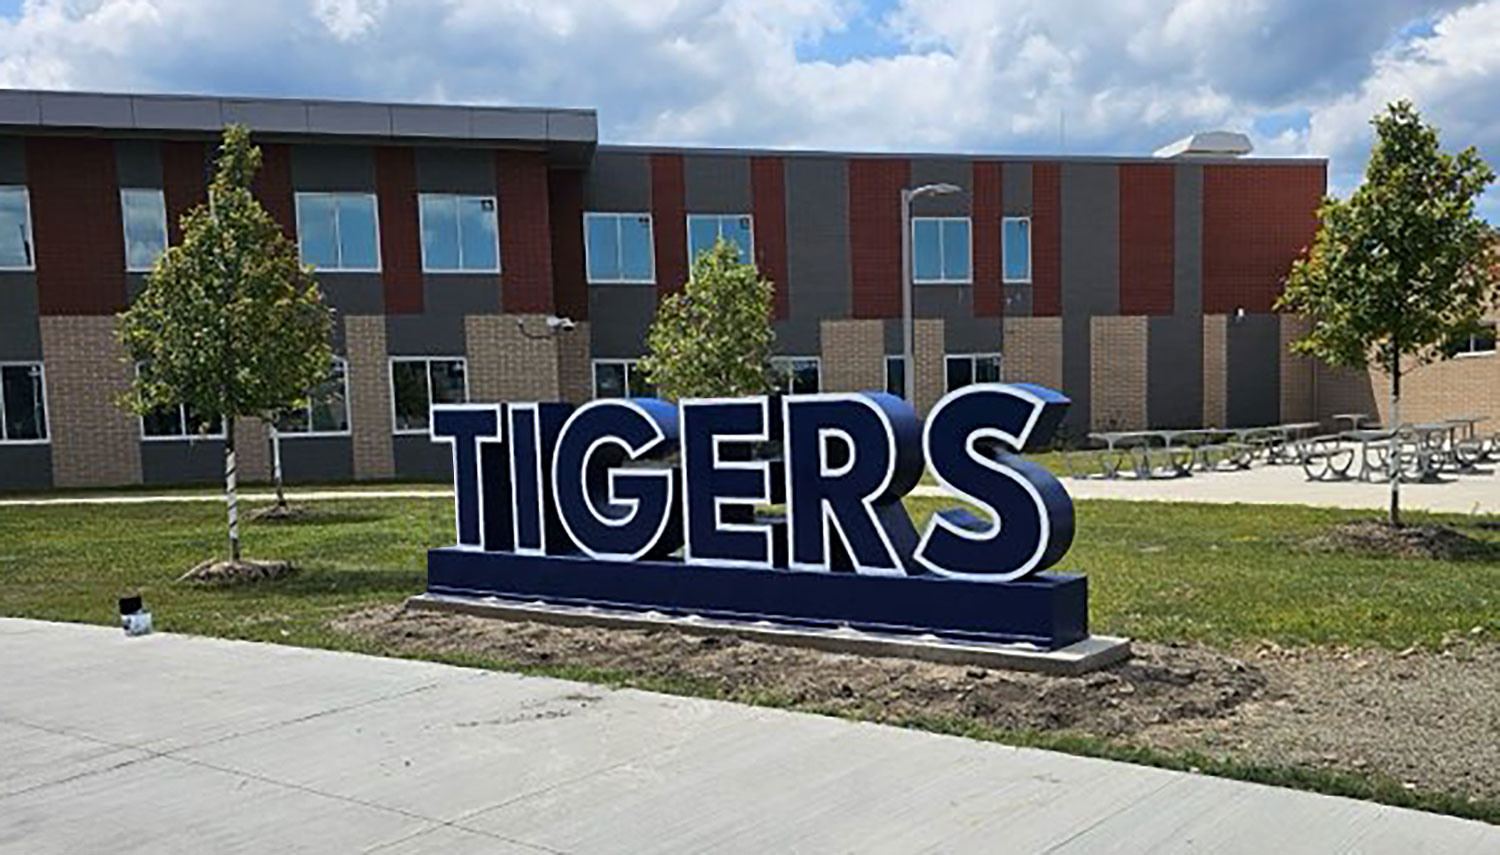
119 594 153 636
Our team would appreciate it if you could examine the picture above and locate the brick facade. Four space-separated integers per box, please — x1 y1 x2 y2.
913 319 945 415
39 316 141 488
1202 314 1228 427
1278 314 1315 423
1090 316 1148 430
848 158 910 319
1001 317 1063 390
819 319 883 393
345 316 394 481
498 151 555 314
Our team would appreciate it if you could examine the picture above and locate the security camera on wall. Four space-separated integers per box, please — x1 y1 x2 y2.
546 315 577 333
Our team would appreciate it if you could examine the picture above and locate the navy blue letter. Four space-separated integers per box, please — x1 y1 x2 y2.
681 397 774 567
431 405 504 550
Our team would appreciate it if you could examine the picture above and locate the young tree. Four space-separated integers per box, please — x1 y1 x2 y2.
640 239 776 400
1277 101 1499 526
119 125 333 564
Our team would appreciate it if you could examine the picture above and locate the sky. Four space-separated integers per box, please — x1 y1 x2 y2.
0 0 1496 221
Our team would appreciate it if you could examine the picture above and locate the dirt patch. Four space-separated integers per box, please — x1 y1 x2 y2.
179 558 296 584
333 605 1500 802
1305 520 1496 561
334 605 1262 737
1143 636 1500 800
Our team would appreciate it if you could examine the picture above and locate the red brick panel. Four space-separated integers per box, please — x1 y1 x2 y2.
1031 162 1061 317
750 156 789 320
650 153 686 297
1118 163 1175 316
161 141 206 245
252 143 296 239
848 157 910 319
1202 163 1325 314
972 161 1003 317
27 137 126 316
375 146 422 314
548 168 588 322
497 150 555 314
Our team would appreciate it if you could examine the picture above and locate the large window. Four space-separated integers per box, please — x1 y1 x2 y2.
912 217 971 284
295 192 380 272
0 363 47 443
0 186 34 270
390 357 467 434
585 213 655 284
419 194 500 272
770 356 820 395
884 355 906 399
945 353 1002 392
275 359 350 436
1449 322 1497 357
592 359 653 399
687 214 753 265
141 403 224 440
120 188 168 272
1003 217 1031 283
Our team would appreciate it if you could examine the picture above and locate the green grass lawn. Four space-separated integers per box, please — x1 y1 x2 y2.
2 495 1495 652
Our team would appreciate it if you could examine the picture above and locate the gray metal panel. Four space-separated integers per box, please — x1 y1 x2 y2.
391 106 470 139
221 99 311 133
115 139 162 187
1005 284 1033 317
1226 313 1281 428
277 436 353 484
1147 314 1203 428
682 154 750 212
386 313 467 356
291 144 375 191
1060 163 1120 436
0 444 51 491
1002 162 1032 215
0 135 24 182
782 157 849 355
0 275 40 359
130 96 224 131
319 276 385 316
471 109 548 141
125 274 148 305
588 286 656 358
1174 164 1203 317
585 151 651 210
306 102 391 136
916 285 1002 353
909 159 971 217
38 92 134 127
140 440 225 485
414 148 495 195
393 434 454 481
601 142 1326 167
0 91 41 125
424 276 500 316
547 111 599 143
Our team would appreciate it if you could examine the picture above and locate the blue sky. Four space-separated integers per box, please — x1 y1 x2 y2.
0 0 1496 221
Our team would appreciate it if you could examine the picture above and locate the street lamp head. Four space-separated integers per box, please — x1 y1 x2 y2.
910 182 965 199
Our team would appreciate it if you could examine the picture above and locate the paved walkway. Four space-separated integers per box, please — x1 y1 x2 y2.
0 488 451 507
1 618 1494 853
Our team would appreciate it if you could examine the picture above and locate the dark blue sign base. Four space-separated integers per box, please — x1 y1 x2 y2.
427 547 1088 649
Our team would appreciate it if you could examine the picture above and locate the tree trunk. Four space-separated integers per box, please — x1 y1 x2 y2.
225 416 241 561
1388 354 1402 528
271 425 286 510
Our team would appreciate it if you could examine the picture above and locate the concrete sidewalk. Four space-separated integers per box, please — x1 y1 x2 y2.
1 619 1494 853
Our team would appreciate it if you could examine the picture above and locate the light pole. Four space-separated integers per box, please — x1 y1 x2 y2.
901 183 965 404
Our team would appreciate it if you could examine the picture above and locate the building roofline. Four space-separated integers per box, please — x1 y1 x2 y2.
595 142 1328 166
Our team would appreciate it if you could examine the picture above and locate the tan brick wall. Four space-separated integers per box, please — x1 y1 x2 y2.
1202 314 1228 428
556 321 592 404
345 315 394 481
819 319 884 393
1001 317 1063 390
39 316 142 488
235 417 271 483
1278 314 1315 423
1327 354 1500 429
913 318 945 415
466 314 566 401
1090 316 1148 431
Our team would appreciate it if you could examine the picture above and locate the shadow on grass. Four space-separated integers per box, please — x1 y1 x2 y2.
185 566 424 598
245 510 389 527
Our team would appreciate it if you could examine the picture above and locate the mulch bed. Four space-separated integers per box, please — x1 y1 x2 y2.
1305 520 1497 561
180 558 296 583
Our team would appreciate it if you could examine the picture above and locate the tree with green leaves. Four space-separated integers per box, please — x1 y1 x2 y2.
640 238 776 400
1277 100 1499 526
119 124 334 565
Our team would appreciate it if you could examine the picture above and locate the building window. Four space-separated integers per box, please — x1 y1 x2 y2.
884 355 906 399
0 186 34 270
390 357 467 434
585 213 655 284
945 353 1002 392
770 356 820 395
120 188 168 272
295 192 380 272
912 217 971 284
419 194 500 272
687 214 753 265
592 359 653 398
1449 322 1497 357
1003 217 1031 283
0 362 47 443
141 403 224 440
274 359 350 436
